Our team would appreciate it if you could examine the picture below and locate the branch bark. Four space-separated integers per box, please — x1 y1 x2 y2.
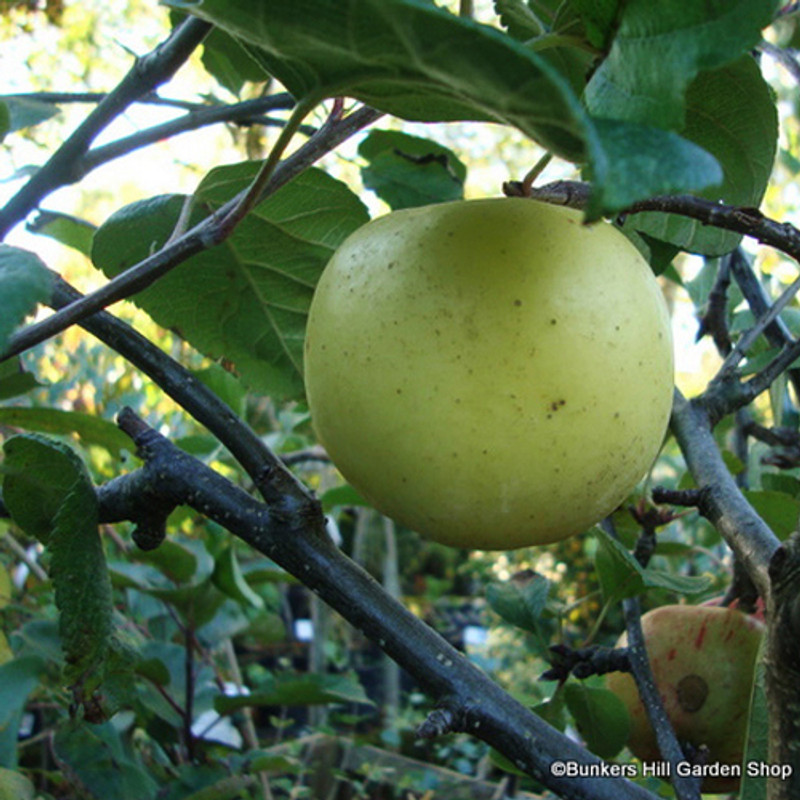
0 16 213 239
108 408 660 800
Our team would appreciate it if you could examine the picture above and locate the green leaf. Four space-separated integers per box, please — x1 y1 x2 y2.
0 359 40 401
146 580 229 628
485 573 551 633
570 0 619 49
92 167 369 400
0 657 46 769
212 545 264 609
0 102 9 143
358 129 466 210
594 527 712 603
3 435 113 704
2 433 90 544
743 490 800 541
202 29 272 96
27 210 97 257
0 95 59 134
622 57 778 255
0 245 53 352
48 468 112 699
0 768 35 800
0 406 132 458
163 0 589 161
130 538 201 585
585 118 722 219
164 0 728 213
320 484 370 510
217 671 372 712
493 0 545 39
585 0 776 129
740 634 768 800
563 682 630 759
52 721 159 800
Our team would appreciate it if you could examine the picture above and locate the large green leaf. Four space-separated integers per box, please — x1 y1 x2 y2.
165 0 589 161
622 57 778 255
563 682 629 760
92 167 369 401
0 406 132 458
585 0 777 129
163 0 724 215
2 435 113 707
0 245 53 352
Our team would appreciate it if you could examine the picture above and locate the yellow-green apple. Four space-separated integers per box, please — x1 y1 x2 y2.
304 198 674 549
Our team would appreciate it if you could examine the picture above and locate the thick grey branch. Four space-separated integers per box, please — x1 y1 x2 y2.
669 390 779 599
111 408 659 800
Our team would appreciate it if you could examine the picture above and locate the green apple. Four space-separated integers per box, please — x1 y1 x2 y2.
606 604 765 792
303 198 674 549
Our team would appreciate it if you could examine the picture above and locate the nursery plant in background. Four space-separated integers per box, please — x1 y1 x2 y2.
1 2 799 800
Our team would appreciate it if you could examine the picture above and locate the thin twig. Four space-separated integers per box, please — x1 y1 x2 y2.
512 180 800 263
0 16 213 238
0 105 382 362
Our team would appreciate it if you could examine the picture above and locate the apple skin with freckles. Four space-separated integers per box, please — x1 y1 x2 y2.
303 197 674 550
606 604 765 793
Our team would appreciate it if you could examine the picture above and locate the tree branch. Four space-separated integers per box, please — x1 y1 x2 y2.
108 408 659 800
0 16 213 239
508 180 800 263
0 104 382 362
669 390 780 600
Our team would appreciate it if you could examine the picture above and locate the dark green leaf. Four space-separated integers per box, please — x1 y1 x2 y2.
563 682 629 759
52 721 159 800
2 433 89 544
493 0 546 40
740 635 768 800
27 210 97 257
164 0 589 161
130 539 200 585
486 573 551 633
0 406 132 458
570 0 619 49
358 130 466 210
3 435 112 702
585 0 776 129
216 671 372 711
212 545 264 609
0 359 40 401
623 58 778 255
0 657 46 769
48 464 112 698
201 29 271 95
92 167 369 400
585 118 722 219
743 490 800 540
0 245 53 352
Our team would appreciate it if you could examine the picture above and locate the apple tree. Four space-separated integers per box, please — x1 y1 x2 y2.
1 2 799 799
